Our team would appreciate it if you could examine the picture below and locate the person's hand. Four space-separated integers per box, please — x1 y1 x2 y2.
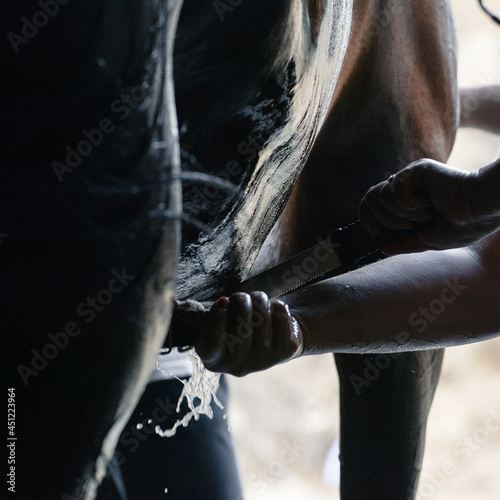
195 292 303 376
359 159 496 254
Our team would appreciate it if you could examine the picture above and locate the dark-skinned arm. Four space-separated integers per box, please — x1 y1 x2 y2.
195 232 500 376
460 85 500 133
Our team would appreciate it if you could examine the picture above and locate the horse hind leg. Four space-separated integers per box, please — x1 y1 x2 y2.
335 349 444 499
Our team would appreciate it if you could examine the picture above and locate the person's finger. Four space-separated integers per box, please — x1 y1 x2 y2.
379 181 435 222
196 296 230 369
359 195 383 237
225 292 273 376
219 292 254 373
248 291 272 351
387 168 434 212
270 300 303 363
362 182 417 230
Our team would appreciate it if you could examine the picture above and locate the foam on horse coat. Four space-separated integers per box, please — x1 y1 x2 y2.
174 0 352 301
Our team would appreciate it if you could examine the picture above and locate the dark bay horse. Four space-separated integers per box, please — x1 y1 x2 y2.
2 0 457 498
176 0 457 497
253 1 458 498
2 0 349 498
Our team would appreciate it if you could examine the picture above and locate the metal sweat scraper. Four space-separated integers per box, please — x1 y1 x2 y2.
165 220 408 350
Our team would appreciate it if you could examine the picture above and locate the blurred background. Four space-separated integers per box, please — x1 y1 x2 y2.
228 1 500 499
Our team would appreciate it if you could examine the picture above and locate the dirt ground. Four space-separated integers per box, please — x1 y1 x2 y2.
227 2 500 499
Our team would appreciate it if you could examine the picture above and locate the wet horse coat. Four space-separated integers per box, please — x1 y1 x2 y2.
2 0 457 498
2 0 349 498
178 0 457 497
174 0 352 300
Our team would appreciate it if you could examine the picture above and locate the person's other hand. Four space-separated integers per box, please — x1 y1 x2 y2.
359 159 492 254
195 292 303 376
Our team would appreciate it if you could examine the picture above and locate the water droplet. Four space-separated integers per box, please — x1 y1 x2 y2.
136 423 143 430
96 57 107 68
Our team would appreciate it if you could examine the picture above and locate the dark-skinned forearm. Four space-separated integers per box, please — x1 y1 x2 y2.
286 239 500 355
460 85 500 133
